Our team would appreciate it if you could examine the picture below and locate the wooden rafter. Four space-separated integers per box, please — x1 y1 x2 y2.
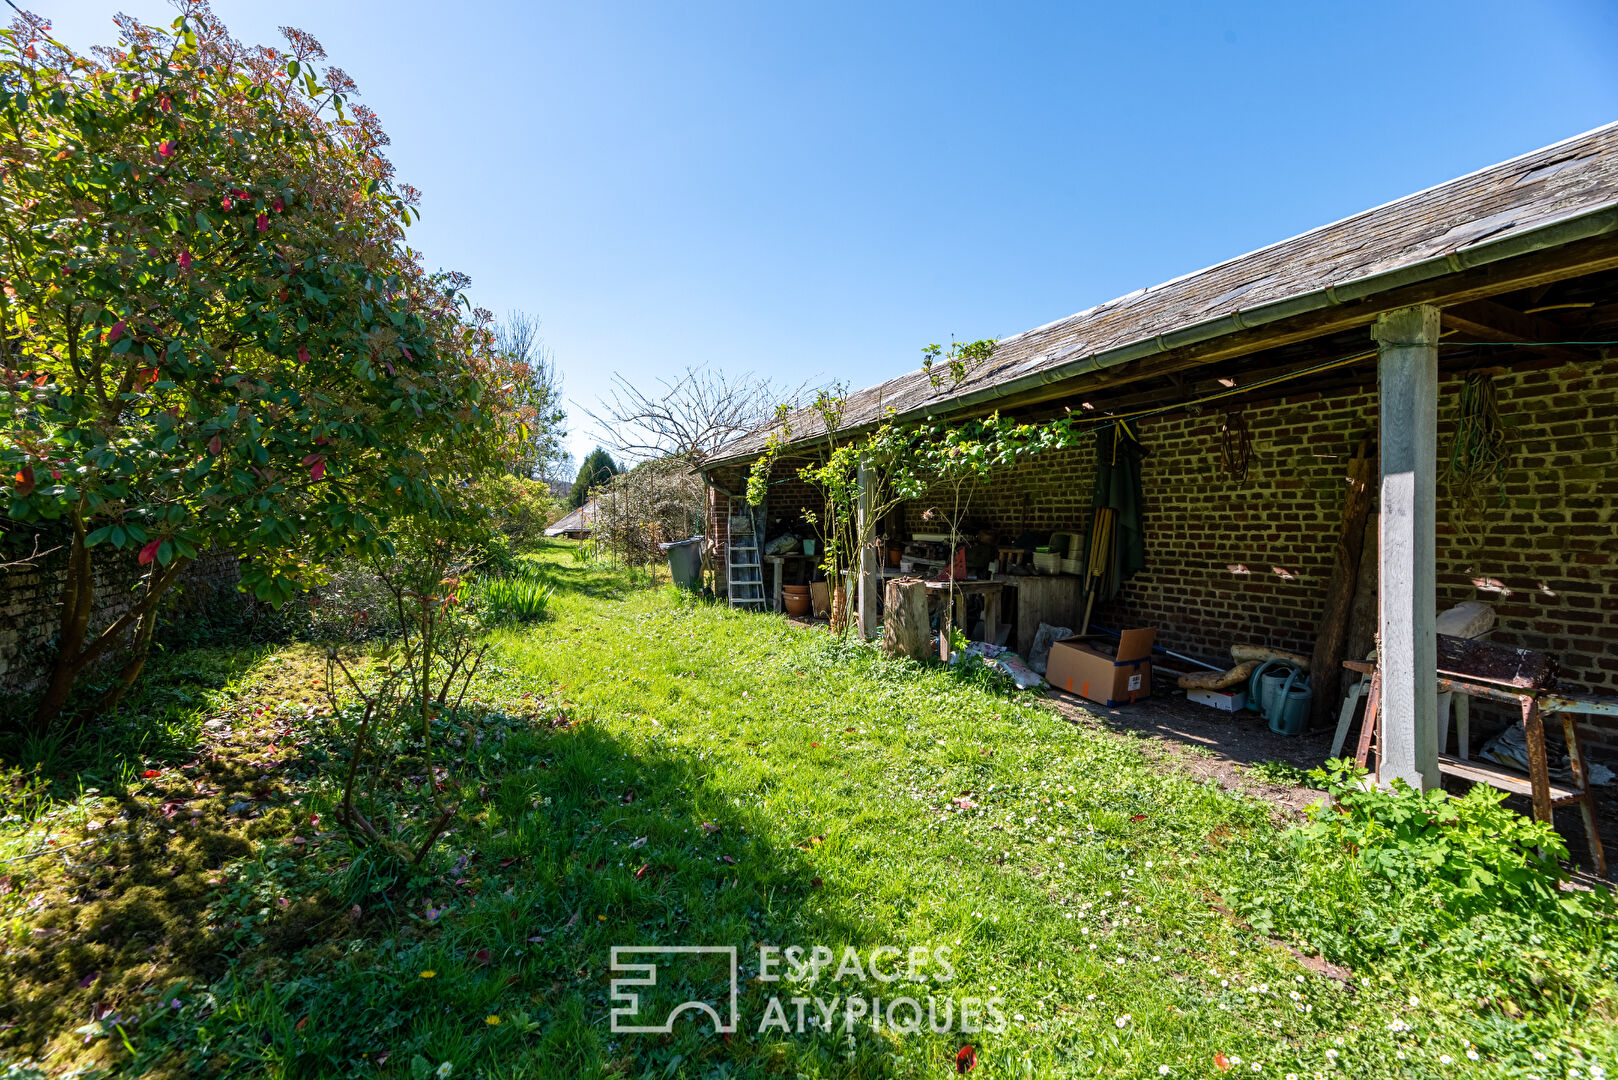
1440 299 1596 366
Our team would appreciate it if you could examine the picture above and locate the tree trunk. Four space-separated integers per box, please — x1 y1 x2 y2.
33 541 190 730
882 577 930 660
1309 439 1375 728
33 517 96 729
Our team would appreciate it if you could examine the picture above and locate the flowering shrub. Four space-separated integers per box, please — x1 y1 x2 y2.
0 8 530 723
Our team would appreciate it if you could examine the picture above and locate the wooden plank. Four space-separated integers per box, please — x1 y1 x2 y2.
1437 755 1582 805
1309 439 1375 728
1435 634 1558 689
1523 699 1555 822
1440 299 1596 366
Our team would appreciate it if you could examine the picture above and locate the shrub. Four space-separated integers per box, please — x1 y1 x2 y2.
469 564 555 625
472 473 560 551
1227 760 1617 1003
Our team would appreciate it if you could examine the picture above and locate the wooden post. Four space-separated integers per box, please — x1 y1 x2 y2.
857 461 881 640
1309 438 1374 728
882 578 930 660
1374 305 1440 791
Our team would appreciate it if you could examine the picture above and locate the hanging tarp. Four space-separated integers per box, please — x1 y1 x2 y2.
1086 421 1148 602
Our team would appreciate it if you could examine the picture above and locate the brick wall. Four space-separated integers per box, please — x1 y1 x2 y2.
938 356 1618 748
718 354 1618 749
0 545 244 695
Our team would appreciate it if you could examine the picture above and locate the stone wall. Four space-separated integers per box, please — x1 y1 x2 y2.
0 542 244 695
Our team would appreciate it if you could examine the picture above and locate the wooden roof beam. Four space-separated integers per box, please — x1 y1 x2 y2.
1440 299 1596 366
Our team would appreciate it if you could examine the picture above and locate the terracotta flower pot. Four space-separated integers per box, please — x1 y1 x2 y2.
784 591 811 617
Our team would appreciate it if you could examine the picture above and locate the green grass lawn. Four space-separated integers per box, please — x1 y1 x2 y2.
2 539 1614 1078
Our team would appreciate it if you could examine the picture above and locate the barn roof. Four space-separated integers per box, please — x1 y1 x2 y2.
544 498 596 536
707 122 1618 467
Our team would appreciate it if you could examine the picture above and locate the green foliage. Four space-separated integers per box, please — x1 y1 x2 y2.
1228 759 1616 1004
568 447 619 508
1245 759 1310 786
0 10 526 724
471 472 558 551
1303 759 1580 918
920 338 998 387
469 564 555 624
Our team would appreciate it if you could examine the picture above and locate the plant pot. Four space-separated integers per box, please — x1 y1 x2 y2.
784 591 811 617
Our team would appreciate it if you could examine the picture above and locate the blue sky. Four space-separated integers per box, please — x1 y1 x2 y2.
46 1 1618 465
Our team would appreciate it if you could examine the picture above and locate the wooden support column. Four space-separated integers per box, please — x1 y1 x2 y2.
856 461 881 640
1373 305 1440 791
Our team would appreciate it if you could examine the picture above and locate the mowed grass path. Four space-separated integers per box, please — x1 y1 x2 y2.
3 541 1612 1078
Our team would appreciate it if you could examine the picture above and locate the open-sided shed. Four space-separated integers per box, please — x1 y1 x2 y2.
703 123 1618 814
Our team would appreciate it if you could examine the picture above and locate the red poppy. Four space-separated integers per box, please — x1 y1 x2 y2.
221 197 233 211
955 1045 977 1073
1215 1052 1231 1071
141 769 162 779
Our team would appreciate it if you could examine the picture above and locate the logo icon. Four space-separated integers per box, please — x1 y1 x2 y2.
609 946 739 1034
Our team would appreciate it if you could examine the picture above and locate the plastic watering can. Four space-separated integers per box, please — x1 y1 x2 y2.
1246 659 1312 736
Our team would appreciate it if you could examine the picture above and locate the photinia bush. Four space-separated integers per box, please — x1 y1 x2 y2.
0 7 530 725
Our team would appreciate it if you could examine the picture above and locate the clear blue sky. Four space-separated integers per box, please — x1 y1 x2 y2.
44 1 1618 465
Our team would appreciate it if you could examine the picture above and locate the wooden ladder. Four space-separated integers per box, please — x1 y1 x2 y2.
726 496 766 609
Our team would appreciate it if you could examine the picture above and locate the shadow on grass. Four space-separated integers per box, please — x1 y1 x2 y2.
4 690 960 1078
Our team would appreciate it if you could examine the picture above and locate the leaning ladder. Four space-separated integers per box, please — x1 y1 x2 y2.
726 496 766 608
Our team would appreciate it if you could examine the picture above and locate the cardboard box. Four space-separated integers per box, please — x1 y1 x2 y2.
1046 628 1156 706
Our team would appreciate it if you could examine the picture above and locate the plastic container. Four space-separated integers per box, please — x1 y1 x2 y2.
1247 659 1311 736
659 536 704 590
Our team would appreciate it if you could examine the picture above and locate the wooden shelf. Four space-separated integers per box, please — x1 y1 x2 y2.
1438 755 1584 806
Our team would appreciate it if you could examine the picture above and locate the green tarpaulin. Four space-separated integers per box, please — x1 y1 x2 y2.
1086 422 1148 602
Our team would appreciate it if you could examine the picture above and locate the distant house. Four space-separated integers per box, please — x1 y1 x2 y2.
545 498 597 539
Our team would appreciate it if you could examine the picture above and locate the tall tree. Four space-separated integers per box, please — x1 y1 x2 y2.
494 310 568 482
0 8 523 725
569 447 619 508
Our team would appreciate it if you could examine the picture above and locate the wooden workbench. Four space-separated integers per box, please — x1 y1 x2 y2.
998 574 1083 653
923 579 1003 643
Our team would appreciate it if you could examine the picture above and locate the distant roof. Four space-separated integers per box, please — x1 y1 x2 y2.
709 122 1618 466
544 498 596 536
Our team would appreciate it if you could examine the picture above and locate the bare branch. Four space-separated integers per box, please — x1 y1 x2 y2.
584 365 804 468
